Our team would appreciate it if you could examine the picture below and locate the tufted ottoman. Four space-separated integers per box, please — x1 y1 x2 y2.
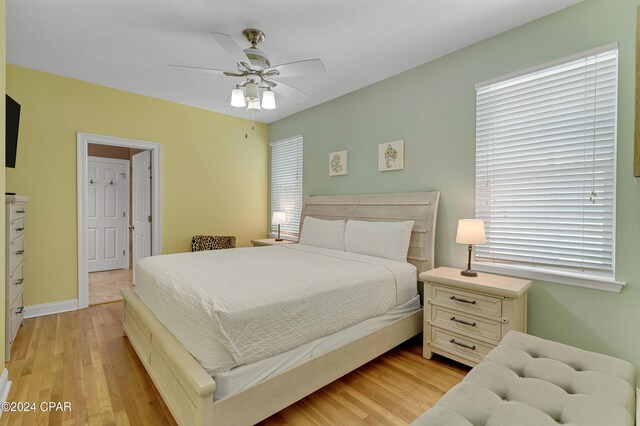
413 331 636 426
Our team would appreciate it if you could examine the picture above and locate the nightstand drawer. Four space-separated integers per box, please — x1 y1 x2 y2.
430 328 495 363
429 305 502 342
430 285 502 318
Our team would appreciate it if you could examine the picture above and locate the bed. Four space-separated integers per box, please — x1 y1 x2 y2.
121 191 440 425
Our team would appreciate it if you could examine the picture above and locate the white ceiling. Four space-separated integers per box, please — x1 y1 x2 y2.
7 0 581 124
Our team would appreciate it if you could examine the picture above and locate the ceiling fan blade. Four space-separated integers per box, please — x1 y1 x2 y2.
272 80 310 103
267 59 326 78
211 32 249 64
168 64 230 76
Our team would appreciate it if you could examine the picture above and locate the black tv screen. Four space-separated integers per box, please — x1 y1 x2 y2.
6 95 21 168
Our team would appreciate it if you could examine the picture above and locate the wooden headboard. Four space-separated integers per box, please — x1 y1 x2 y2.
300 191 440 274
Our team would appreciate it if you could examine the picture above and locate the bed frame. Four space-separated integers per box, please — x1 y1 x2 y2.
122 191 440 426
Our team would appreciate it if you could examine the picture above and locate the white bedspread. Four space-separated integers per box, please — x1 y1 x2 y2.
135 244 417 375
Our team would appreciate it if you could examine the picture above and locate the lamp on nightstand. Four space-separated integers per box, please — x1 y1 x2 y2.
272 211 287 241
456 219 486 277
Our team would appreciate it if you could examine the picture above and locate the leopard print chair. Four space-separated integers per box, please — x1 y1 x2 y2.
191 235 236 252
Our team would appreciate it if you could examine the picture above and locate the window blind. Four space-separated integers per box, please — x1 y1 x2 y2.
474 46 618 278
270 136 303 238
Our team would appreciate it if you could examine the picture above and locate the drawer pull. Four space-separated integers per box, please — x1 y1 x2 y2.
15 250 24 255
450 339 476 350
450 316 476 327
14 279 23 285
15 227 24 232
15 210 25 214
450 295 476 304
15 307 24 315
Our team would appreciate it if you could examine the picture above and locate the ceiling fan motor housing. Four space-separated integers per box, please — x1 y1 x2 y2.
243 48 270 70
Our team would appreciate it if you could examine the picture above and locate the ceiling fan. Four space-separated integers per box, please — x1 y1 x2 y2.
170 29 326 111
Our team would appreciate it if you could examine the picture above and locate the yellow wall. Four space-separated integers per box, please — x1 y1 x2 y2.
6 65 268 306
1 0 7 364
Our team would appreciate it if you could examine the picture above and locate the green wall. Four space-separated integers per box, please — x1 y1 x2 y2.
270 0 640 368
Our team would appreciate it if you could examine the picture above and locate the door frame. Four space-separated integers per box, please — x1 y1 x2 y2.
87 156 131 271
77 132 162 309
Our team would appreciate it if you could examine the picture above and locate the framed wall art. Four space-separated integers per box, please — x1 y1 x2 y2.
378 140 404 171
329 150 348 176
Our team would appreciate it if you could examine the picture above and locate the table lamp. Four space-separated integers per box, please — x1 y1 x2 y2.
272 212 287 241
456 219 486 277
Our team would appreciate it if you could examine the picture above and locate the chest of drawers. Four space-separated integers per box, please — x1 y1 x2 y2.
6 195 28 361
419 266 531 367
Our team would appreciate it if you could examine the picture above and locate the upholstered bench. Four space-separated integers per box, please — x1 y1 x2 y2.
413 331 636 426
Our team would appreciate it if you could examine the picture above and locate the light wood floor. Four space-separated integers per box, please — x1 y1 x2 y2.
89 269 133 306
2 303 469 425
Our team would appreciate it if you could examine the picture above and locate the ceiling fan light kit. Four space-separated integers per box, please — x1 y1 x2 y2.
230 87 246 107
247 99 262 111
244 81 260 102
171 28 326 114
261 89 276 110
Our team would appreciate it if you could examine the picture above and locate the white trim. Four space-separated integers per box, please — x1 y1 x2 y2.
475 42 619 89
0 369 10 417
636 388 640 425
24 299 79 318
472 262 625 293
78 132 162 309
87 156 131 271
269 134 303 146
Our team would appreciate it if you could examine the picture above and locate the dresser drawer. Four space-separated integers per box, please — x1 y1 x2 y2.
9 203 26 221
9 234 25 274
9 218 25 240
9 289 24 345
429 305 502 342
430 327 495 363
8 262 24 306
429 284 502 318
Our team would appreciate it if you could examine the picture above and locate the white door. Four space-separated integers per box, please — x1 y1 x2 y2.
132 150 152 275
87 157 129 272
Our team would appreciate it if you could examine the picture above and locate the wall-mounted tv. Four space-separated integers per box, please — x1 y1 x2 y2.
6 95 21 168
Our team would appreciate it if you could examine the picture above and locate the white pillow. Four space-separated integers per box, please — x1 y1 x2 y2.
344 220 414 262
299 217 346 251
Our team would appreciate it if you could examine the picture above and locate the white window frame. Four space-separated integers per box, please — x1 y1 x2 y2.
269 135 303 240
472 43 625 293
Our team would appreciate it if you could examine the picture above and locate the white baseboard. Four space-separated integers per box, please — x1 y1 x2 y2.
24 299 78 319
0 369 11 417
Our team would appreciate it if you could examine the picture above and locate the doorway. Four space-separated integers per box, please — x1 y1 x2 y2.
78 133 162 309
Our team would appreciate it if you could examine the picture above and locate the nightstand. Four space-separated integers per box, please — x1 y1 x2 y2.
419 266 531 367
250 238 297 247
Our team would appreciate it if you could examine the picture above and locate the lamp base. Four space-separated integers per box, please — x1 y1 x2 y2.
460 269 478 277
275 238 283 242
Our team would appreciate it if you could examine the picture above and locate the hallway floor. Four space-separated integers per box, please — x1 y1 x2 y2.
89 269 133 305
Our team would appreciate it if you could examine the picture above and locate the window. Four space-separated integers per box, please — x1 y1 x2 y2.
270 136 303 239
474 45 619 288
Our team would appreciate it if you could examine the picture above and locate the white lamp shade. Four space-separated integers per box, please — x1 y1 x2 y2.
456 219 486 244
272 211 287 226
230 88 246 107
261 90 276 109
247 99 262 111
244 82 259 102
